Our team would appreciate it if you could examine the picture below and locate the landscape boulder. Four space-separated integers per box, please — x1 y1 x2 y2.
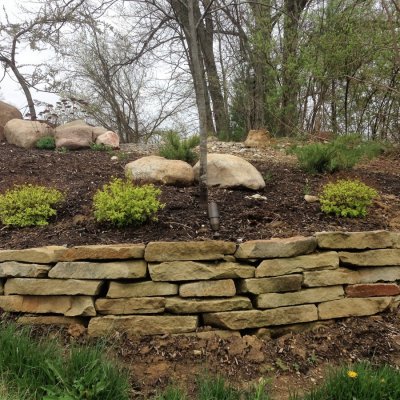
193 153 265 190
0 101 22 141
4 119 54 148
125 156 194 186
244 129 270 148
96 131 119 149
55 123 93 149
92 126 109 140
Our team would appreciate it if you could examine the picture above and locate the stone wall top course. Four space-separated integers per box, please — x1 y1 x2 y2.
0 246 66 263
256 252 339 277
0 262 51 278
203 304 318 330
149 261 255 281
145 241 236 261
235 236 316 259
316 231 394 250
339 249 400 267
49 261 147 280
4 278 102 296
59 244 145 261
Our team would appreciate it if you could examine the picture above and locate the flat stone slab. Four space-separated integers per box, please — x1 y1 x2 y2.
0 295 96 316
107 281 178 298
49 261 147 280
145 241 236 262
256 286 344 309
149 261 255 281
165 296 252 313
59 244 145 261
95 297 166 314
0 246 66 263
303 267 400 287
203 305 318 330
239 275 302 294
339 249 400 267
318 297 392 319
179 280 236 297
235 237 316 259
88 315 199 336
316 231 394 250
256 252 339 277
0 262 51 278
5 278 102 296
345 283 400 297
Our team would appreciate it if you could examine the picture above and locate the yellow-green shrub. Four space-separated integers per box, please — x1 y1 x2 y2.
320 179 378 217
93 178 164 227
0 184 64 227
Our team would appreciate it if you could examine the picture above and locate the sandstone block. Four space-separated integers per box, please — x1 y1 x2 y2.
0 246 66 263
145 241 236 262
16 316 84 326
345 283 400 297
179 280 236 297
49 261 147 280
5 278 102 296
203 305 318 330
303 267 400 287
107 281 178 298
165 296 252 313
256 252 339 277
59 244 145 261
239 275 302 294
256 286 344 309
149 261 254 281
235 237 316 259
88 315 199 336
316 231 394 250
339 249 400 267
0 295 96 316
0 262 51 278
95 297 165 314
318 297 392 319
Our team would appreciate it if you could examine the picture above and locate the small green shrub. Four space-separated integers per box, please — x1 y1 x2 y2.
159 131 200 164
320 179 378 217
0 184 64 227
93 178 164 227
35 136 56 150
90 143 113 152
292 135 386 174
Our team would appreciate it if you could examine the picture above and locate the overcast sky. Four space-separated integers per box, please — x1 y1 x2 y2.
0 0 59 113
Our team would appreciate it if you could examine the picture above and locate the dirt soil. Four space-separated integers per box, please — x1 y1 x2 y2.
1 141 400 249
21 308 400 399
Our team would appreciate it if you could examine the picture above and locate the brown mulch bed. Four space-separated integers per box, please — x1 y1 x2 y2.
1 141 400 249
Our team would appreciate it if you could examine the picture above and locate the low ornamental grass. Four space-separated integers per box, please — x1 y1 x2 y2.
0 323 130 400
291 362 400 400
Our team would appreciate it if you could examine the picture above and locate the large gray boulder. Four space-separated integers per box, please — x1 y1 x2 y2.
0 101 22 141
4 119 54 148
125 156 194 186
193 153 265 190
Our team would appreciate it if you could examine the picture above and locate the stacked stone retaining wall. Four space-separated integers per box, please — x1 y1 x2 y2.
0 230 399 337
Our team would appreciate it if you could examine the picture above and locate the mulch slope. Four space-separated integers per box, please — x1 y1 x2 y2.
1 141 400 249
